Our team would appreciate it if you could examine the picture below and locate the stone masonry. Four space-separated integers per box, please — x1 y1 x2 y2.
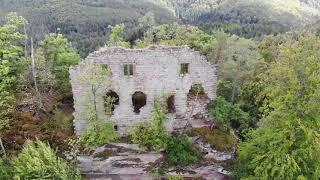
70 46 217 135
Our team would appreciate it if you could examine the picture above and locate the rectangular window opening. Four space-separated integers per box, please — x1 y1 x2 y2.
180 63 189 75
124 64 134 76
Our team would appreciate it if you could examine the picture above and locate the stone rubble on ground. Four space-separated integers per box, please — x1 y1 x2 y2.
78 143 162 177
78 114 233 180
194 138 235 161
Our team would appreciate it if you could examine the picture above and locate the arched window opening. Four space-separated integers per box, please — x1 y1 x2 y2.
167 95 176 113
104 90 120 115
188 84 206 97
132 91 147 114
187 84 208 102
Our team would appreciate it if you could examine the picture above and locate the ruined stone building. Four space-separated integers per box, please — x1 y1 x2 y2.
70 46 217 135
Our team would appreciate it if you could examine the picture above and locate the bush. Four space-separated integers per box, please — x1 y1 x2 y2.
208 96 249 133
131 123 168 151
80 120 118 150
0 157 13 179
216 80 233 101
165 135 201 166
12 139 81 180
131 100 169 151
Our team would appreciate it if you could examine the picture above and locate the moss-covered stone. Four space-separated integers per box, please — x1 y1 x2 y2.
189 127 237 151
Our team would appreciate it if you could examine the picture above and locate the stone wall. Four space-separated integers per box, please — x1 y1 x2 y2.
70 46 217 135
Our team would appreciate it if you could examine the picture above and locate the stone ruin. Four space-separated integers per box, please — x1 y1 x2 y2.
70 46 217 135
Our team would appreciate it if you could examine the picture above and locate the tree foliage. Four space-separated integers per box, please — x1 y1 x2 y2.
12 139 81 179
235 33 320 179
0 157 13 178
78 63 111 121
135 23 216 57
106 24 130 48
0 0 176 57
208 96 249 134
131 100 169 151
165 135 201 166
0 12 26 155
36 33 80 92
80 120 118 150
154 0 320 38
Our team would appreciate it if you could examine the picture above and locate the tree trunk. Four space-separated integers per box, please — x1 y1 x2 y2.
231 62 240 103
31 38 44 110
188 88 200 120
24 22 28 58
0 138 6 157
92 85 98 121
48 52 58 96
231 78 238 103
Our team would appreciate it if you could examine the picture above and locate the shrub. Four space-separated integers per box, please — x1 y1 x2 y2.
216 80 233 101
12 139 81 180
0 157 13 179
208 96 249 133
80 120 118 150
131 123 168 151
165 135 201 166
131 100 169 151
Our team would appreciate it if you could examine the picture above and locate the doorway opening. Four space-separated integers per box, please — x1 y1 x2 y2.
166 95 176 113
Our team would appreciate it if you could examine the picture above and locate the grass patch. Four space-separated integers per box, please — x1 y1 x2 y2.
188 127 237 151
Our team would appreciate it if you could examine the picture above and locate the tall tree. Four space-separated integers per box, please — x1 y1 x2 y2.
36 33 80 93
218 35 261 102
106 24 130 48
30 38 44 111
235 33 320 179
0 12 26 156
78 64 111 121
138 12 157 34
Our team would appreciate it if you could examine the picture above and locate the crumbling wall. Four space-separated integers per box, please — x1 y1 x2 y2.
70 46 217 135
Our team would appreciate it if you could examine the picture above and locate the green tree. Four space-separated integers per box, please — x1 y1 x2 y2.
80 120 118 150
77 63 118 148
0 157 13 178
135 23 216 56
138 12 156 33
0 12 26 156
165 135 201 166
235 33 320 179
208 96 249 134
217 35 261 102
13 139 81 179
36 33 80 93
106 24 130 48
131 99 169 151
78 63 111 121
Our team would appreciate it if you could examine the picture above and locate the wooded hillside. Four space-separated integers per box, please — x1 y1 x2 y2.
153 0 320 38
0 0 176 57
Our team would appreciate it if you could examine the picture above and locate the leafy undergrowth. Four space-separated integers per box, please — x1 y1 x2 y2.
3 93 75 155
188 127 237 151
165 135 201 166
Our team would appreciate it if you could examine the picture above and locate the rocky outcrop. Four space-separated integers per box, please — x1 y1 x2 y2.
78 143 163 178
